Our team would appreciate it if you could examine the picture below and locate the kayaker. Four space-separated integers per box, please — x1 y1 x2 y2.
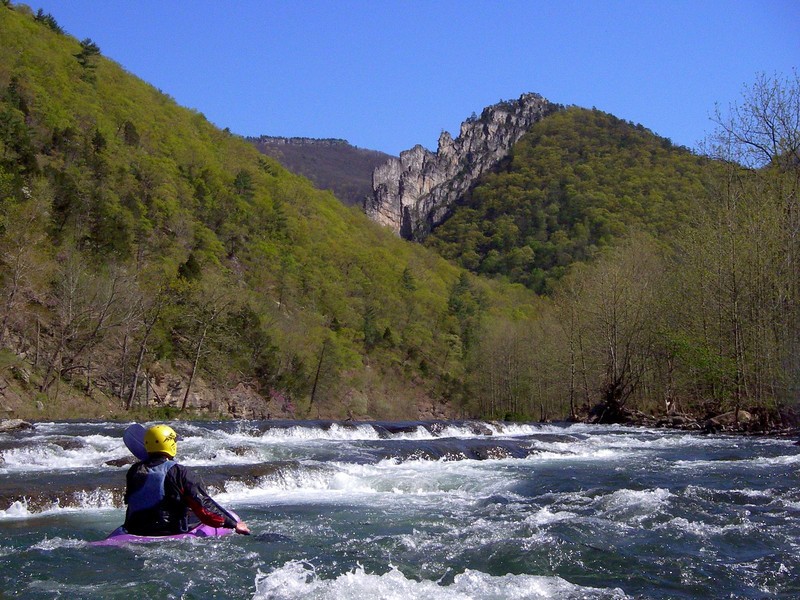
123 424 250 536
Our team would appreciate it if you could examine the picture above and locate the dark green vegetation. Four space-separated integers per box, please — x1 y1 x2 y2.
426 108 710 294
249 136 391 207
1 4 797 428
0 4 535 420
459 74 800 428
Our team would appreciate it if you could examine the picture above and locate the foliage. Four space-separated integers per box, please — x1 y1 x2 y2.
2 5 796 426
33 8 62 34
0 5 527 419
465 74 800 427
426 108 710 293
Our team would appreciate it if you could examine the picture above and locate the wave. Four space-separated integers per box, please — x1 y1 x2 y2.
0 488 119 520
674 451 800 470
252 561 630 600
9 419 764 476
1 455 521 518
660 516 758 539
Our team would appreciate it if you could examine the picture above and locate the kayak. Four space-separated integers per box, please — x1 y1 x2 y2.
91 424 242 546
91 521 236 546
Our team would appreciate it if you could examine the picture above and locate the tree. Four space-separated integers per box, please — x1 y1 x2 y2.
172 271 238 411
562 234 665 422
39 251 130 398
468 317 534 419
698 71 800 415
0 185 53 348
34 9 63 34
74 38 101 81
552 268 592 419
446 273 483 357
123 274 174 410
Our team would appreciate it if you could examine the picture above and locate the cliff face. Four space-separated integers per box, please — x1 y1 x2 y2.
366 93 559 239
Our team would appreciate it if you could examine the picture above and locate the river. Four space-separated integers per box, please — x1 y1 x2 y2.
1 420 798 599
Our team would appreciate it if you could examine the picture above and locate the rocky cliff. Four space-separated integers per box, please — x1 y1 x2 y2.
365 93 560 239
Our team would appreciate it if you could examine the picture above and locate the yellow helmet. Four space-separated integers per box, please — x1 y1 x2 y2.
143 425 178 458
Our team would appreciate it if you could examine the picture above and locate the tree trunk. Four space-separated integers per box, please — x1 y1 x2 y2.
181 325 208 411
308 339 328 413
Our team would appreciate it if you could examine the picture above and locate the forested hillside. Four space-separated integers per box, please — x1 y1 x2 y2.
248 136 391 207
460 75 800 429
0 4 538 420
1 4 797 430
426 108 712 293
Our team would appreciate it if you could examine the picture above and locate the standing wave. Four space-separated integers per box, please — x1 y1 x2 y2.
252 561 629 600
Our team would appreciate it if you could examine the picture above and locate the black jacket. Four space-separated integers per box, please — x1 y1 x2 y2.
123 455 236 535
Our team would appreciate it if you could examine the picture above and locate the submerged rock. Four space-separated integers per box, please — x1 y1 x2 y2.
105 457 135 467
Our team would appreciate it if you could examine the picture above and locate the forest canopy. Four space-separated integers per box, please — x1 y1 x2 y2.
426 108 712 294
0 4 797 429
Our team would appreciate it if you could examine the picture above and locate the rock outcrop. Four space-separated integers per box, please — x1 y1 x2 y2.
366 93 559 239
0 419 34 432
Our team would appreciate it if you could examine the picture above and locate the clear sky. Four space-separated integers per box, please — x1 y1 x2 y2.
30 0 799 156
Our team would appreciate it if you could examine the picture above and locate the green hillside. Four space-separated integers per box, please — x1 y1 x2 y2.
455 77 800 428
0 4 538 420
2 4 796 429
426 108 711 293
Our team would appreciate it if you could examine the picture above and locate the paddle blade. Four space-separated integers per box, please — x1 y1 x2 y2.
123 423 149 461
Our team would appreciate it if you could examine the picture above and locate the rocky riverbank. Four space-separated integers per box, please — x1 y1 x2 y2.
586 404 800 438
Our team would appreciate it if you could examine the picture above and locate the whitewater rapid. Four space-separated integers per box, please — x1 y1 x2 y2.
1 420 799 599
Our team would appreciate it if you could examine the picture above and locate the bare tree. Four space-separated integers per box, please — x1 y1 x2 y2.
39 254 129 397
577 234 665 422
707 71 800 412
0 188 53 348
173 273 238 411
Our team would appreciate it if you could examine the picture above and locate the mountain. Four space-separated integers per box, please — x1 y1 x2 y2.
366 93 560 239
6 4 791 429
0 4 538 421
364 95 709 294
424 107 711 293
248 136 392 207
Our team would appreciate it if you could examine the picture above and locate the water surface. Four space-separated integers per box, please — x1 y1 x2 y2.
1 420 798 599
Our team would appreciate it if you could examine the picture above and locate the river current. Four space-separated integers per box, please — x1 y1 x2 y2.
1 420 798 599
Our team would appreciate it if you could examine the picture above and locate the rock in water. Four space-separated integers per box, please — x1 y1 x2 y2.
0 419 34 432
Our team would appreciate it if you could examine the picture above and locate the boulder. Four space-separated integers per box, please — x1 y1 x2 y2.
468 422 493 436
105 456 135 467
0 419 34 432
713 410 753 427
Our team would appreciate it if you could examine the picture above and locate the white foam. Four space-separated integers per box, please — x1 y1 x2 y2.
252 561 629 600
30 536 87 551
526 506 578 526
661 516 757 538
596 488 673 523
530 447 626 462
248 422 583 442
0 489 119 521
675 452 800 470
260 424 383 441
214 457 518 508
0 439 127 473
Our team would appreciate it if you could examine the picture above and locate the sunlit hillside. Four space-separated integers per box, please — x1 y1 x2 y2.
427 108 712 293
0 4 538 420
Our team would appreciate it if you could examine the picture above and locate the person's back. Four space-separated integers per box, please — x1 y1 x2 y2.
124 454 184 535
123 425 249 536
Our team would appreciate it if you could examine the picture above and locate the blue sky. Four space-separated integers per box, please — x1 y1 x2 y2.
31 0 799 156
